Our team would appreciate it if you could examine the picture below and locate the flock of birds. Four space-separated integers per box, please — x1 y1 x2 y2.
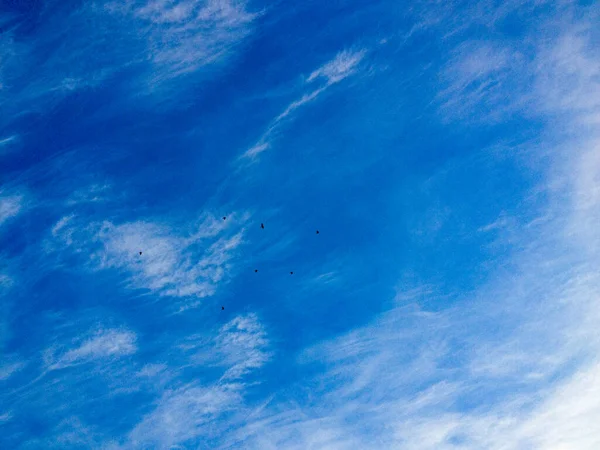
138 216 321 311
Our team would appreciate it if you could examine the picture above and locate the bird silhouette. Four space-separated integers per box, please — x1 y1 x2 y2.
261 223 264 229
255 269 258 273
290 271 294 275
223 216 226 220
316 230 320 234
221 306 225 310
139 251 142 255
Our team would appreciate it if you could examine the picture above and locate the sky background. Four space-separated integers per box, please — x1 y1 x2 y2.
1 0 600 448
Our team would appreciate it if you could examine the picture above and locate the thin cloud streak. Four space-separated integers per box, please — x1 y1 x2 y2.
0 193 23 228
241 49 367 160
47 328 137 371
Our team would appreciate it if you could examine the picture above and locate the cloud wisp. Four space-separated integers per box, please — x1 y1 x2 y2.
50 213 245 301
46 328 137 371
241 49 367 160
0 193 23 228
3 311 271 449
0 0 257 124
125 313 270 449
113 0 257 84
214 313 270 381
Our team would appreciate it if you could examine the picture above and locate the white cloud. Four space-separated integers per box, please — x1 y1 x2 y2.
307 49 367 84
242 49 367 160
48 328 137 370
98 221 242 298
127 384 241 448
216 314 270 380
0 134 17 150
0 0 257 127
273 86 328 122
0 360 24 381
0 193 23 227
136 363 168 378
66 184 111 206
515 361 600 449
182 313 271 380
438 40 529 122
50 213 244 300
229 252 600 448
387 361 600 450
51 417 103 448
244 142 270 159
124 313 270 448
534 31 600 124
112 0 257 82
51 214 76 249
0 273 13 290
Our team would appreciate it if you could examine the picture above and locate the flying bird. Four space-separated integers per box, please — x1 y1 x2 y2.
255 269 258 273
139 251 142 255
290 271 294 275
223 216 226 220
221 306 225 310
261 223 264 229
316 230 320 234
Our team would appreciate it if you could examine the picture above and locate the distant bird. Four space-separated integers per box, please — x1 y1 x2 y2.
316 230 320 234
139 251 142 255
261 223 264 229
223 216 226 220
221 306 225 310
255 269 258 273
290 271 294 275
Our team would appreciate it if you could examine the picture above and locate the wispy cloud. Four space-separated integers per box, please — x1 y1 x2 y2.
181 313 271 378
0 360 24 381
0 135 18 154
0 273 13 290
0 0 257 125
127 384 241 448
3 312 270 448
534 31 600 124
51 417 104 448
229 253 600 448
306 49 367 84
50 213 244 301
216 314 271 380
438 40 529 122
241 49 367 160
124 313 270 448
0 193 23 228
111 0 257 83
47 328 137 370
66 184 111 206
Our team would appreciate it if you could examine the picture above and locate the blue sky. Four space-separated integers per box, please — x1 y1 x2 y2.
1 0 600 448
